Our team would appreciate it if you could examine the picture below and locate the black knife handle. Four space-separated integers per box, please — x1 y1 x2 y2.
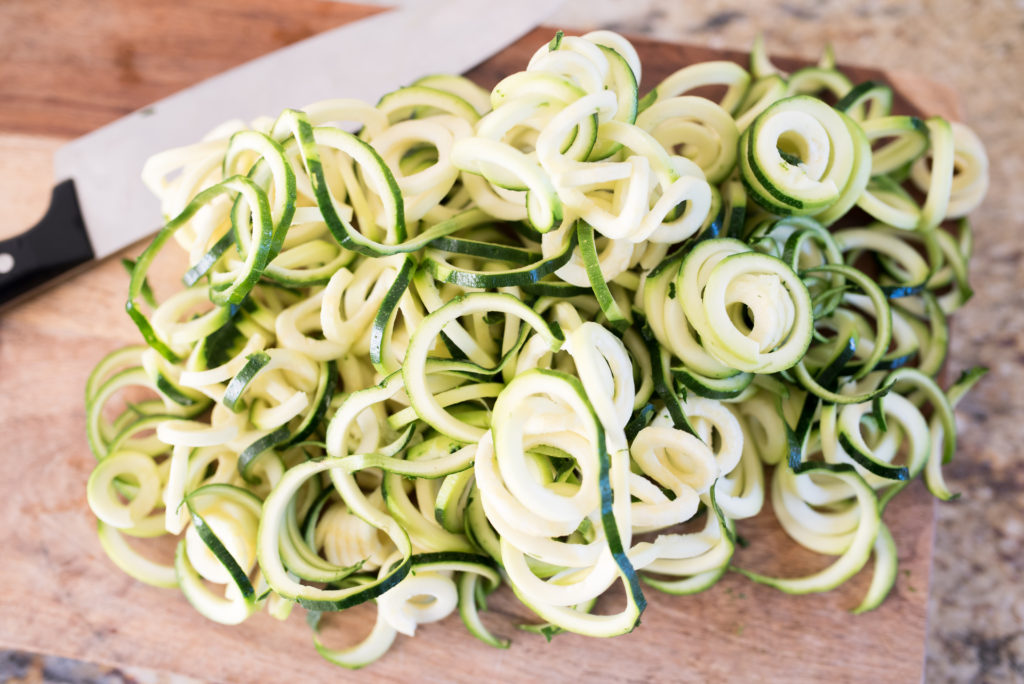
0 180 95 311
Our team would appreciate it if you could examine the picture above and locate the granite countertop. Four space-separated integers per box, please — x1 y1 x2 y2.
3 1 1021 682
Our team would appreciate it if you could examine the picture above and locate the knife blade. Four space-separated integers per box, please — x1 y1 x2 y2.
0 0 563 309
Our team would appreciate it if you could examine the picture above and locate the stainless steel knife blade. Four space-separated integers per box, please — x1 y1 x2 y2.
0 0 563 308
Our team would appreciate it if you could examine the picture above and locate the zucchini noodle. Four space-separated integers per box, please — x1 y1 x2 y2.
85 30 988 668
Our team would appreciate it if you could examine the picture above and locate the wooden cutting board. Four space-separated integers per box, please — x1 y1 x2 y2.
0 3 960 682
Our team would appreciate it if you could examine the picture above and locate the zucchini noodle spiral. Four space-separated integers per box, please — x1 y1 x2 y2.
85 30 988 667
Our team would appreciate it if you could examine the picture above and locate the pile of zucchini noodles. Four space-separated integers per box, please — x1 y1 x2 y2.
85 30 988 666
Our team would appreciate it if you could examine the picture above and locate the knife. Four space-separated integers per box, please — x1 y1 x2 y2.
0 0 562 310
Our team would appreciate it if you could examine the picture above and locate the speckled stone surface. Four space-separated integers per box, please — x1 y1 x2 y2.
3 1 1020 682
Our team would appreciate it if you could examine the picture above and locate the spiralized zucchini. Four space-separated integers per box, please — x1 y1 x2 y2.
85 30 988 667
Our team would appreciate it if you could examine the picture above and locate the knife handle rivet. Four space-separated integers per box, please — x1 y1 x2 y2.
0 253 13 275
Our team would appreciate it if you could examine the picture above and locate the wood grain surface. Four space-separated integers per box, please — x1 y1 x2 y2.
0 7 961 683
0 0 382 138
